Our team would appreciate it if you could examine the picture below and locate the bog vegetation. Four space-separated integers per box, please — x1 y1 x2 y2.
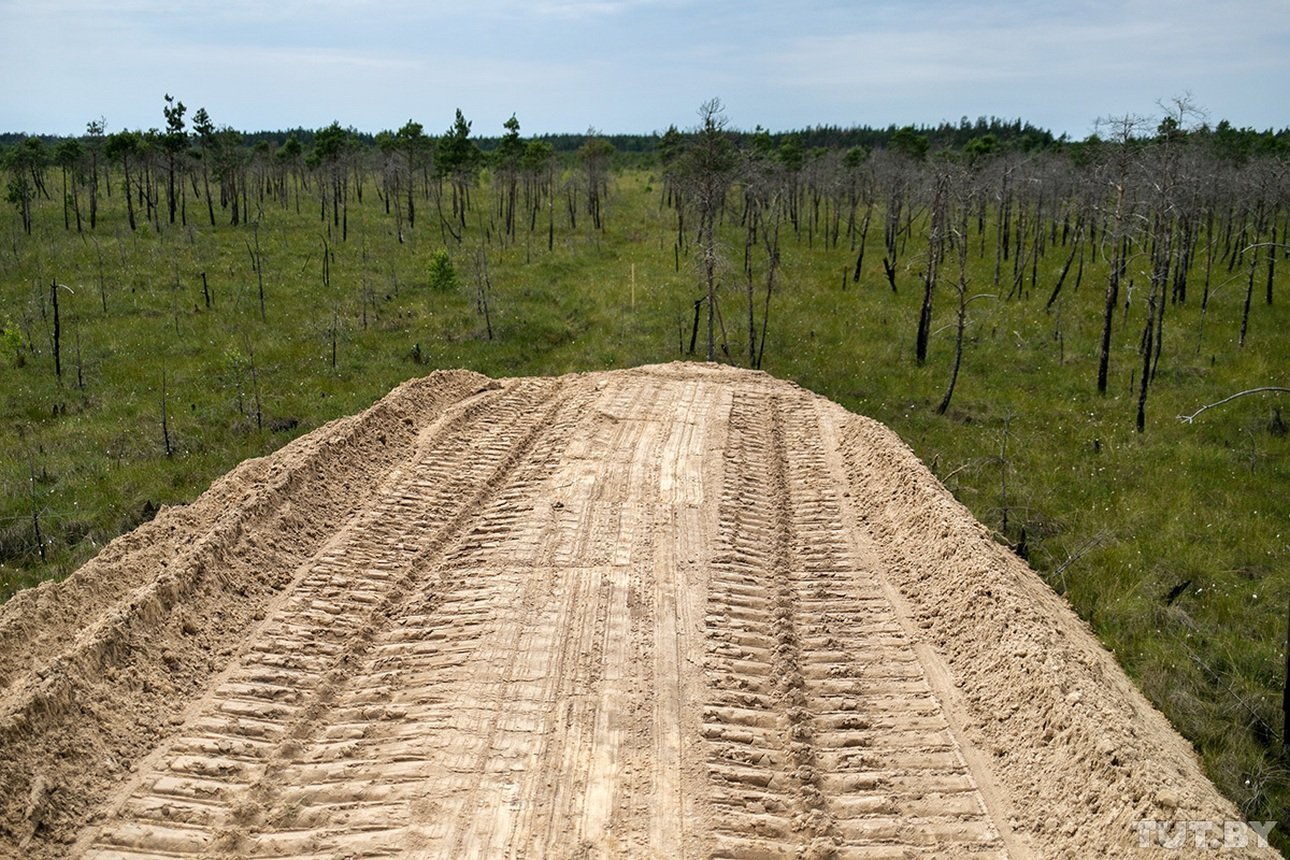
2 97 1288 850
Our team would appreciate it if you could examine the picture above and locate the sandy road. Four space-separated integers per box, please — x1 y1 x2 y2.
0 364 1274 858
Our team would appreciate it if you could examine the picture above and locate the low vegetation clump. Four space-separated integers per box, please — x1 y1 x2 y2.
1 101 1287 851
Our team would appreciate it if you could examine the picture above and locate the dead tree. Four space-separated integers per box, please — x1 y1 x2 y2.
937 170 978 415
1093 114 1151 396
915 169 949 365
679 99 736 362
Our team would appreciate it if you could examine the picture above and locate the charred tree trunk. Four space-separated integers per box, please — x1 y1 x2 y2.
1240 253 1257 347
852 204 872 284
1097 188 1128 395
937 212 971 416
915 177 947 365
1045 217 1083 310
1136 279 1162 433
1268 219 1278 306
51 280 62 382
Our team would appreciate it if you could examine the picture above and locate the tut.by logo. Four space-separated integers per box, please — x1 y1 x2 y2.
1133 819 1276 850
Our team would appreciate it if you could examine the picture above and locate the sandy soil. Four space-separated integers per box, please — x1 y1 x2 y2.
0 364 1273 858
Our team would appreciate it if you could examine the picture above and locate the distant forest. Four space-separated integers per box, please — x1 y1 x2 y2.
5 113 1289 161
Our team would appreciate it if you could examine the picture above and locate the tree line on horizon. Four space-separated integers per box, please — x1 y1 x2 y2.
4 100 1288 166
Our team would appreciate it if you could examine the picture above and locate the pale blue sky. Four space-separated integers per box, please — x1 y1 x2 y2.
3 0 1287 137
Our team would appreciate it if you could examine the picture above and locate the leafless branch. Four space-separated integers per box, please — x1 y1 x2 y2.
1178 388 1290 424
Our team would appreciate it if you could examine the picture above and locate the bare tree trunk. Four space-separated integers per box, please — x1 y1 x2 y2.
473 247 494 341
1201 208 1215 309
50 280 62 383
915 178 946 365
60 166 70 231
1148 218 1174 383
689 298 702 356
1097 194 1127 395
1136 285 1160 433
161 368 174 457
89 151 99 230
1267 219 1278 306
1240 253 1257 346
937 223 969 416
123 162 137 231
247 227 266 322
852 204 872 284
1045 218 1083 310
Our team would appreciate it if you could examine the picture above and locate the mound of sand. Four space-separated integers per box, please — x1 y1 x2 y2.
0 364 1271 858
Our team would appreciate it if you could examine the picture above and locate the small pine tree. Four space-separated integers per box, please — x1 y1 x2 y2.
429 250 457 292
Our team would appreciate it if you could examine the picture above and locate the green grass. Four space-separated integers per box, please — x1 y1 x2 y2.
1 168 1287 850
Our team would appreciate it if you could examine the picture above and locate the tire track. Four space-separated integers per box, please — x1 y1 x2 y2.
78 379 568 858
399 372 715 857
702 391 830 859
237 376 595 859
2 373 490 860
702 390 1007 858
781 398 1006 858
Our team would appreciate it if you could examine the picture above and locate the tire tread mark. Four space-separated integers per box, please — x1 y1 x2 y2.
246 377 604 857
701 390 1008 859
701 391 830 859
780 396 1008 858
79 379 567 859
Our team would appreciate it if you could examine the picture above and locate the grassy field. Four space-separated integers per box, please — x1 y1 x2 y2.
1 165 1287 849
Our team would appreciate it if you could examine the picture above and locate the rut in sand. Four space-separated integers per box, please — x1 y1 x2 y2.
0 364 1272 859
